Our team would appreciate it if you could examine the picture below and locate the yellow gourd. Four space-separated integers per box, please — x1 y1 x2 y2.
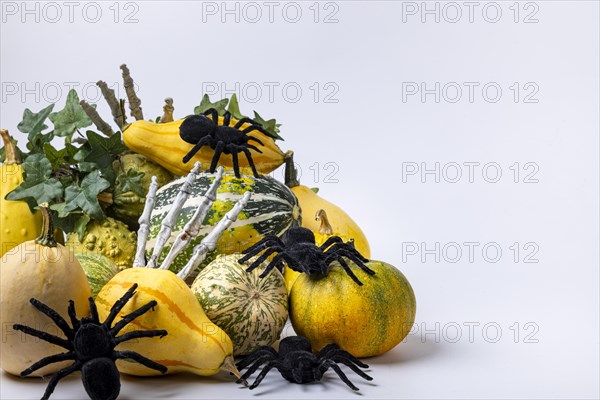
95 268 240 378
122 118 285 176
0 206 91 376
284 208 369 292
289 260 416 358
0 129 42 257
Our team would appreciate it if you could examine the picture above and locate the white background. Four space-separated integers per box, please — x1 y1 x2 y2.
1 1 599 399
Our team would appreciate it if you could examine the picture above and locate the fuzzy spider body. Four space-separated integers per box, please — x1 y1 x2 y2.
237 335 372 390
180 109 271 178
239 226 375 285
13 284 167 400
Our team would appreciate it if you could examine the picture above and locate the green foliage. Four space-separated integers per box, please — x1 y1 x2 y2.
49 90 93 141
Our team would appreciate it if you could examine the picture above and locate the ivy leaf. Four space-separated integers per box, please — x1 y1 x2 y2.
17 104 55 139
44 143 77 169
116 169 145 196
84 131 126 184
62 171 110 220
49 207 90 241
194 94 229 115
253 111 283 140
5 154 63 206
227 93 244 119
49 90 93 140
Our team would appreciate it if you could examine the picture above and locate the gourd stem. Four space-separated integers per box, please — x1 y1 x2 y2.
284 150 299 188
0 129 19 164
315 209 333 235
220 355 243 382
160 98 174 123
35 204 57 248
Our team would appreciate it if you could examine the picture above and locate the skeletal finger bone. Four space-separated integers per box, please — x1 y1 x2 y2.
146 162 201 268
177 191 251 280
158 167 224 271
134 176 159 267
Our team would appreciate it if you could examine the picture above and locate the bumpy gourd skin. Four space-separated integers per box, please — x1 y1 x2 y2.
66 218 137 270
0 163 43 256
0 231 91 376
112 153 173 229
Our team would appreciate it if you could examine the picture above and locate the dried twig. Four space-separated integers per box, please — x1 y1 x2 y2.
80 100 114 137
120 64 143 121
97 80 126 128
160 98 174 123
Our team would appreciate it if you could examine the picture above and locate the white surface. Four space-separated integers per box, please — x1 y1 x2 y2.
1 1 599 399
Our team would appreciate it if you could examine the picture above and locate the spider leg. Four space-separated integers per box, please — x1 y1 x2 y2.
103 284 138 329
242 125 271 137
88 298 99 324
40 362 81 400
317 344 369 369
246 135 264 146
110 300 158 336
329 356 373 381
28 298 73 338
331 257 364 286
223 111 231 126
67 300 80 332
115 329 168 345
257 252 288 277
237 353 277 383
319 236 344 251
324 242 369 262
245 143 263 153
209 141 225 173
331 249 375 275
244 246 282 273
236 347 278 371
233 117 258 129
240 235 284 257
248 361 285 389
12 324 70 350
242 147 260 177
320 360 361 391
203 108 219 124
114 350 167 374
182 135 212 164
20 352 76 377
230 146 241 178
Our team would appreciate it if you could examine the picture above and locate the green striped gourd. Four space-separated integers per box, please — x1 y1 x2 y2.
75 252 120 298
191 254 288 356
147 172 301 274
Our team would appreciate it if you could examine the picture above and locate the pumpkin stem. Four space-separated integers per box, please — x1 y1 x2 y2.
284 150 299 188
315 209 333 235
160 98 174 123
35 203 57 247
1 129 20 164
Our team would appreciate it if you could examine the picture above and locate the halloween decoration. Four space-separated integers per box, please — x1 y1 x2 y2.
179 110 275 178
239 226 374 285
14 284 167 400
236 335 372 390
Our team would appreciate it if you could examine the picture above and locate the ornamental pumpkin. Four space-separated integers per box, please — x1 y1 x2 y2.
289 260 416 358
0 129 42 256
0 205 91 376
284 151 370 257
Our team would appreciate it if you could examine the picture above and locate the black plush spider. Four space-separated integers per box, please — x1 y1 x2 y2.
13 284 167 400
180 108 274 178
238 226 375 285
236 335 373 390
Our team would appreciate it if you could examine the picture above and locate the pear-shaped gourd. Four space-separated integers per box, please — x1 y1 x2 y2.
95 267 239 377
284 151 370 258
0 206 91 376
